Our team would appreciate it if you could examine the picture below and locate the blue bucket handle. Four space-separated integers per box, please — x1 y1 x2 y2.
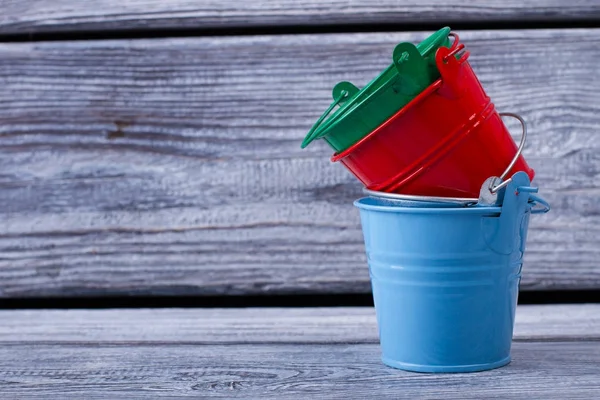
528 193 551 214
515 186 550 214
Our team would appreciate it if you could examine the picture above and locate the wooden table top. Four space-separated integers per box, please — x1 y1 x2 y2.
0 304 598 398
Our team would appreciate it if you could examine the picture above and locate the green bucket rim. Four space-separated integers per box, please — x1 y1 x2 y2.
301 26 451 149
418 26 452 58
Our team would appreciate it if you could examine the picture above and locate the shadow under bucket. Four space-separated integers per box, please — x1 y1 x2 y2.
354 172 550 373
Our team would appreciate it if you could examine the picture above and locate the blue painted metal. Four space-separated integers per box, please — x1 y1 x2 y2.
354 172 549 373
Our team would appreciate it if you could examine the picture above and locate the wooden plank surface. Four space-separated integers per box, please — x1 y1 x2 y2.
1 1 600 35
0 305 599 398
0 304 598 343
1 29 600 297
1 342 600 399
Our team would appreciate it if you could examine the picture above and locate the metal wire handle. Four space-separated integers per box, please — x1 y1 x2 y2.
442 32 465 63
489 113 528 194
301 89 349 148
527 193 551 214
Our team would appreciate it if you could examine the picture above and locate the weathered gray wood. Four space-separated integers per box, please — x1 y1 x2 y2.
0 342 599 398
0 306 597 397
0 305 598 343
1 29 600 296
1 1 599 34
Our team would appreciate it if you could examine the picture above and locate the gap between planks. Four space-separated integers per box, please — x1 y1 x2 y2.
1 0 600 38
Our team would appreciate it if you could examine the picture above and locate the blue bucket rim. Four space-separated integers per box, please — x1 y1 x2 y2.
354 196 504 215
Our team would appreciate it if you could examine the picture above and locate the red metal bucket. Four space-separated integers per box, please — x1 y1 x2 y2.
331 38 535 198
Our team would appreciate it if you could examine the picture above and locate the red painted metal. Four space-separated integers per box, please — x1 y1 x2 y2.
331 41 534 198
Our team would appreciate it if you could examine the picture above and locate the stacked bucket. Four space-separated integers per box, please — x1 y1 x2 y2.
301 28 550 373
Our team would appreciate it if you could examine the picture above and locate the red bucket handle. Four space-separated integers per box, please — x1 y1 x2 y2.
487 113 528 194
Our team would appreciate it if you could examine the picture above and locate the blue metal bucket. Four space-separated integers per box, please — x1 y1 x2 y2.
354 172 550 373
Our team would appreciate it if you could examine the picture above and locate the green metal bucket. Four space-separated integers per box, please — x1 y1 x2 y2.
301 27 453 151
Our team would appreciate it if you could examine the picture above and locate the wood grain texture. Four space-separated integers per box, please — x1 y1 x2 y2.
1 1 600 34
0 342 599 398
0 306 597 397
1 29 600 297
0 305 598 344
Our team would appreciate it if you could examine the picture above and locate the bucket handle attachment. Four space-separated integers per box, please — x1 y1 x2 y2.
435 34 470 99
442 33 465 62
514 186 551 214
392 42 432 95
488 113 527 194
301 82 359 148
483 171 547 254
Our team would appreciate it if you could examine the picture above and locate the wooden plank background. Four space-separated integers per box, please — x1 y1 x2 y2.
1 1 599 34
1 28 599 297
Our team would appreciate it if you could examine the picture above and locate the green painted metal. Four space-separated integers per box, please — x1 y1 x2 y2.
301 27 452 151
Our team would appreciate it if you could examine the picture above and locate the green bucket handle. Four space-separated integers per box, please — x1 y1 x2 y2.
301 82 360 148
